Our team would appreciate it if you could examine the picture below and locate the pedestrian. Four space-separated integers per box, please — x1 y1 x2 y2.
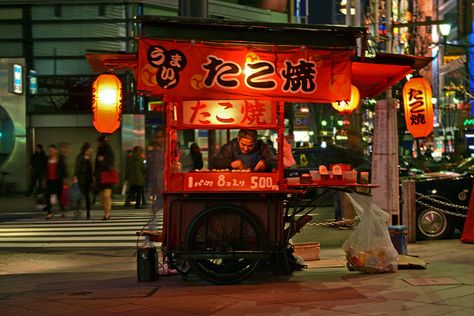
94 135 115 221
188 143 204 170
43 144 68 219
125 146 146 209
73 142 94 219
123 149 133 207
146 129 165 211
266 139 277 156
28 144 47 196
281 135 296 168
58 142 71 210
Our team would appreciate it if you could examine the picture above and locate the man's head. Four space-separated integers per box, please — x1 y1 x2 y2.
238 129 258 154
48 144 58 156
154 129 165 148
97 135 108 145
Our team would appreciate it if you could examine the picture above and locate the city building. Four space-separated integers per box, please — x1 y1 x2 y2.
0 0 287 191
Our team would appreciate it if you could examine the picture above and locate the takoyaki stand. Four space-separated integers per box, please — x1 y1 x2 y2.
88 17 430 284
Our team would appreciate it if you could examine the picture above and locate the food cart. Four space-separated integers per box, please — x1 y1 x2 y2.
160 96 376 284
87 17 430 284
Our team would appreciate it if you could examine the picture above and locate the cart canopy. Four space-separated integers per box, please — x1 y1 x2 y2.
86 17 431 101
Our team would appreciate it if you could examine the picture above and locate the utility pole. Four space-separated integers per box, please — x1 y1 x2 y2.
371 1 399 224
179 0 207 17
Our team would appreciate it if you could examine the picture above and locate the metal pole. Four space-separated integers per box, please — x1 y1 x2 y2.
374 0 379 45
402 180 417 243
345 0 351 25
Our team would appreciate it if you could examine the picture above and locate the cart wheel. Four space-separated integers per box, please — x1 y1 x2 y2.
185 205 264 285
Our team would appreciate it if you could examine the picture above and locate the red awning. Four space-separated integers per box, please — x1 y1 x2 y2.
352 53 432 98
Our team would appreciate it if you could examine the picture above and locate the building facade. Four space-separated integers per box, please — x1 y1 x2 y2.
0 0 287 191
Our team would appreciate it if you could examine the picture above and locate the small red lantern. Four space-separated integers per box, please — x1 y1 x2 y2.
402 77 433 138
331 85 360 114
92 74 122 134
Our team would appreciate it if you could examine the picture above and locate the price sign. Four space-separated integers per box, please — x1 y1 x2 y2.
183 172 279 192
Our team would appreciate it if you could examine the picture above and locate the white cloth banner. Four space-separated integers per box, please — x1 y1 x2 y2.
371 99 400 219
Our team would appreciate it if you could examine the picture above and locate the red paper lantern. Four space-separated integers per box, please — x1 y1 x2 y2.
402 77 433 138
92 74 122 134
331 85 360 114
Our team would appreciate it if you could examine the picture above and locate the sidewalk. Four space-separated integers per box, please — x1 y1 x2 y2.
0 239 473 315
1 195 473 315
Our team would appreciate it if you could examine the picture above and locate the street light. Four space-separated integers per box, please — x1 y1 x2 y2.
439 23 452 37
439 23 452 46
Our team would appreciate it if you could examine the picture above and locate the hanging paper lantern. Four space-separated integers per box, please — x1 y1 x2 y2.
331 85 360 114
402 77 433 139
92 74 122 134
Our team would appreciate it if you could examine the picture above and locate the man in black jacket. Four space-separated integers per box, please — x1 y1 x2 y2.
28 144 47 196
211 129 277 172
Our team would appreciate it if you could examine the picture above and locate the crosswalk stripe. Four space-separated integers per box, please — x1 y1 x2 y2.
0 242 160 248
0 227 157 232
0 212 162 249
0 220 162 228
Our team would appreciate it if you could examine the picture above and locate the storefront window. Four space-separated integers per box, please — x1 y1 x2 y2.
0 106 15 167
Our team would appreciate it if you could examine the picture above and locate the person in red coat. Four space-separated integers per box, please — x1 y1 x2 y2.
43 144 68 219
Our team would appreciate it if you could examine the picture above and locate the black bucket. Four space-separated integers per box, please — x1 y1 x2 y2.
137 247 157 281
388 225 408 255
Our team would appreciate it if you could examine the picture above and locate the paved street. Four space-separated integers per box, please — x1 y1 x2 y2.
0 196 160 249
0 210 160 248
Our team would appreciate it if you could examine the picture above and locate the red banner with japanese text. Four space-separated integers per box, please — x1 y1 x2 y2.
138 39 354 102
178 100 277 129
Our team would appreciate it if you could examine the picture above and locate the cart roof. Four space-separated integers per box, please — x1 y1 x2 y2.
86 53 430 99
86 17 431 99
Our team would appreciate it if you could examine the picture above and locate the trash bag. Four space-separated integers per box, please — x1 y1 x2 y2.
50 194 58 205
60 184 70 209
342 193 399 273
69 182 81 204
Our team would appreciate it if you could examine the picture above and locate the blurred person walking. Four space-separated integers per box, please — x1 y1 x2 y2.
58 142 72 210
95 135 116 221
125 146 146 209
146 130 165 211
73 142 94 219
43 144 68 219
123 149 133 207
28 144 47 196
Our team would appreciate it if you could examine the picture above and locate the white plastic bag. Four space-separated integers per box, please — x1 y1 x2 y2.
121 180 128 195
50 194 58 205
342 193 399 273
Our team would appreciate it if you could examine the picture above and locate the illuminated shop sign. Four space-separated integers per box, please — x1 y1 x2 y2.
138 39 353 103
179 99 276 129
9 64 23 94
29 70 37 95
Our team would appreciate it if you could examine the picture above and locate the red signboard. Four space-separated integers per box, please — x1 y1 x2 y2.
178 100 277 129
183 172 279 192
138 39 353 102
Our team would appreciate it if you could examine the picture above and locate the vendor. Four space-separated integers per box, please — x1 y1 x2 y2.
211 129 277 172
